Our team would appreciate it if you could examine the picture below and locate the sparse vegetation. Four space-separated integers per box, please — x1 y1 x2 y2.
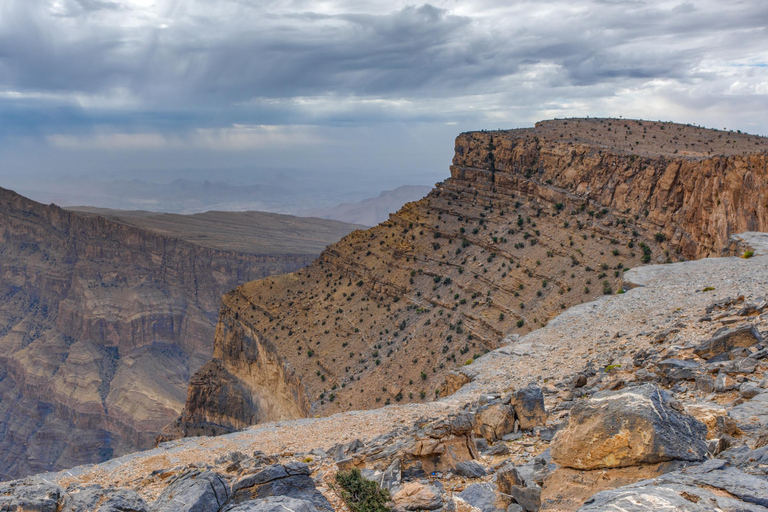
334 469 391 512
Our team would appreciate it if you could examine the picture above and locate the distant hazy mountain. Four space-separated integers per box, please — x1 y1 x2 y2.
301 185 432 226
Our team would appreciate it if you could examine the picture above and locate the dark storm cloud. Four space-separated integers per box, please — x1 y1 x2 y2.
0 0 766 142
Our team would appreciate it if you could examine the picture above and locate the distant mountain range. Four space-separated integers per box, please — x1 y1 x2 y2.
300 185 433 226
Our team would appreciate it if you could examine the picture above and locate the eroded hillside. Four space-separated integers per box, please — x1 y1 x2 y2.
0 189 360 480
170 118 768 437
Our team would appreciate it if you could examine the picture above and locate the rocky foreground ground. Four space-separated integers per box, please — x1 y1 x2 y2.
3 233 768 511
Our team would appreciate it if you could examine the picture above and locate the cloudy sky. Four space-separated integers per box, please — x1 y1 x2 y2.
1 0 767 207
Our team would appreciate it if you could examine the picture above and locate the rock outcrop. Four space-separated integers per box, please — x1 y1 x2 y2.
0 187 359 480
550 384 708 469
174 118 768 436
1 237 768 512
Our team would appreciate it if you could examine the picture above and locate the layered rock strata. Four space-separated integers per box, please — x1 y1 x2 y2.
173 118 768 435
0 187 358 479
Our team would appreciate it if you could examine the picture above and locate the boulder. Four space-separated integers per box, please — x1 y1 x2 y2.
729 391 768 433
153 469 229 512
550 384 708 469
657 358 699 381
454 460 487 479
225 496 324 512
694 324 763 359
227 463 331 512
474 404 516 441
495 465 525 495
509 385 546 431
393 482 443 511
577 459 768 511
0 478 62 512
60 487 150 512
456 483 503 512
506 486 541 512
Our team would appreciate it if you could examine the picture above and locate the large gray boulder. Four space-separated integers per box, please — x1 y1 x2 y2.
225 496 324 512
0 478 62 512
551 384 708 469
694 324 763 359
60 487 150 512
509 385 546 431
456 483 503 512
578 459 768 511
153 469 229 512
225 463 331 512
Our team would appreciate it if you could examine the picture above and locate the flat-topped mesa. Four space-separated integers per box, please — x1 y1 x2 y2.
452 118 768 258
169 119 768 439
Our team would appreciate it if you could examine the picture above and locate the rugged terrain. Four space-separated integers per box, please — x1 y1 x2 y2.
0 189 361 480
171 118 768 437
6 232 768 512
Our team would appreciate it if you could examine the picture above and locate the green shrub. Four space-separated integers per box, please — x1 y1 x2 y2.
334 468 391 512
743 250 755 259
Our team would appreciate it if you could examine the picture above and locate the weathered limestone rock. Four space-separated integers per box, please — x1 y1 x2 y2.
474 403 516 441
228 463 331 512
456 483 503 512
153 469 229 512
495 465 525 495
225 496 325 512
551 384 708 469
577 460 768 511
393 482 443 511
694 324 763 359
60 487 150 512
509 385 546 431
0 478 62 512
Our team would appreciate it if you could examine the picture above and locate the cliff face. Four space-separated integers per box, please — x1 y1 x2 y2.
0 187 357 480
172 119 768 437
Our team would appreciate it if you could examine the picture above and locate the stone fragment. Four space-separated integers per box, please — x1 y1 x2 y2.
715 373 738 392
657 358 699 381
695 374 715 392
378 458 402 493
454 460 487 479
153 469 229 512
739 382 763 398
495 465 525 495
550 384 708 470
475 404 517 441
729 391 768 433
393 482 443 511
508 385 546 431
456 483 503 512
0 478 62 512
506 486 541 512
695 324 763 359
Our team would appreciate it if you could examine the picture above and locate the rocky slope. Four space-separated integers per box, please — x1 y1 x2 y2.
0 188 360 480
7 233 768 512
171 118 768 437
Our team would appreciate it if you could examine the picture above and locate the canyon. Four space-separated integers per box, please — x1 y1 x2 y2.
0 189 361 480
3 118 768 512
171 118 768 439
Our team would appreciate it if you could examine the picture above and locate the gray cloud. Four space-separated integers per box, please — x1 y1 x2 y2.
0 0 767 200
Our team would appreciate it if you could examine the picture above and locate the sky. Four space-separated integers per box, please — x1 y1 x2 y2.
1 0 767 209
